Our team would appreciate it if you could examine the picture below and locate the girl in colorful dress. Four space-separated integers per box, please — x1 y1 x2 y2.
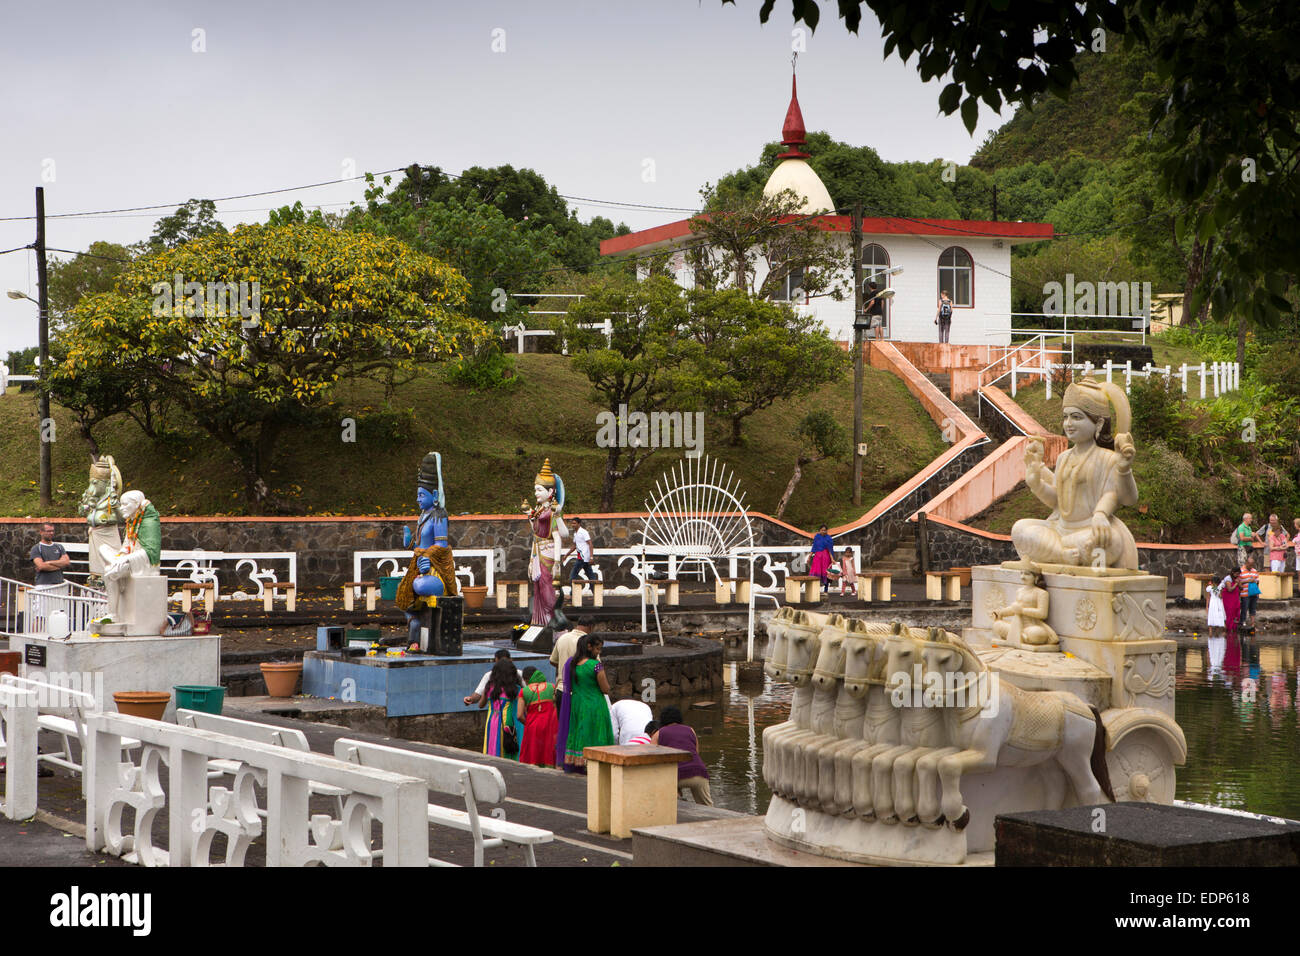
1206 571 1226 638
517 666 559 767
480 660 523 760
558 635 614 774
1220 567 1242 640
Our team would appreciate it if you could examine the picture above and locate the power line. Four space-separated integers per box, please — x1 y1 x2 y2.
0 244 33 256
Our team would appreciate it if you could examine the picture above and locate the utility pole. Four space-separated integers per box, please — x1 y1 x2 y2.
991 184 998 222
35 187 51 510
851 202 863 506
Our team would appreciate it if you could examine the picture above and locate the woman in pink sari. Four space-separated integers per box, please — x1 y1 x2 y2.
809 525 835 589
524 458 569 631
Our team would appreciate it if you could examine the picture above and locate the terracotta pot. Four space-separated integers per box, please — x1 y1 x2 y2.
461 585 488 610
113 691 172 721
260 661 303 698
0 651 20 677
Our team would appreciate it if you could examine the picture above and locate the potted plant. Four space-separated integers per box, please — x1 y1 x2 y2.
112 691 172 720
260 660 303 698
461 585 488 609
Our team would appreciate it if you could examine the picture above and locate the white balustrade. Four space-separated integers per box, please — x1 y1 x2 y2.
0 682 39 820
1045 361 1239 398
352 548 496 596
85 713 429 867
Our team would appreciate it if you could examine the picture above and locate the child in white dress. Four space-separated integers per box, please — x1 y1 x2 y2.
1206 574 1227 637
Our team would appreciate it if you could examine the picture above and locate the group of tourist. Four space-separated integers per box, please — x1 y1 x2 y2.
1206 512 1300 637
463 620 713 805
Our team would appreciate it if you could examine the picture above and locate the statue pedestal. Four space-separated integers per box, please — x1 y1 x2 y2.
118 573 169 637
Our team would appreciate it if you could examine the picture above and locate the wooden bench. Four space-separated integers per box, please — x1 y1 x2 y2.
176 709 347 817
784 575 821 604
714 577 751 604
180 580 216 614
925 570 963 601
570 579 604 608
335 737 554 866
583 744 689 839
1184 573 1218 601
855 571 892 602
342 580 378 612
262 581 296 612
494 579 529 608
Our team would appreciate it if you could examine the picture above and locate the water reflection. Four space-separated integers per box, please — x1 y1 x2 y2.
676 634 1300 819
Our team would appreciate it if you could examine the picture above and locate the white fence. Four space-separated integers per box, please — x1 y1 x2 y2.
352 548 501 595
85 712 429 867
36 543 296 600
1042 360 1241 399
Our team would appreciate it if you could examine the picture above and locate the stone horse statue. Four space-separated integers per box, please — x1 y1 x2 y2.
915 629 1115 829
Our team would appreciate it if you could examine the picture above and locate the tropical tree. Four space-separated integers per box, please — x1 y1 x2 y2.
553 277 703 510
147 199 226 251
776 409 848 519
46 241 134 317
50 223 484 510
679 288 849 444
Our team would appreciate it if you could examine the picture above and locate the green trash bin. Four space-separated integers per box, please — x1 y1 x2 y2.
379 576 403 602
175 684 225 715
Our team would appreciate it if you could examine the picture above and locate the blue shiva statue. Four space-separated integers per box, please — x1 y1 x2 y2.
393 451 459 647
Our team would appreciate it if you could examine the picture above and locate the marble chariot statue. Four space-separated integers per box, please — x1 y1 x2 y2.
761 375 1186 865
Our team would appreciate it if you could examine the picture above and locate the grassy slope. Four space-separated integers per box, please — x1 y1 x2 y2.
0 355 946 531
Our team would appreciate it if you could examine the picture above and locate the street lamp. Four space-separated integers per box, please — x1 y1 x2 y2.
8 288 50 508
851 253 905 505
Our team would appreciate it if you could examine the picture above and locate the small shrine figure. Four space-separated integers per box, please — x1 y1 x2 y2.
523 458 569 632
991 569 1059 646
79 455 123 587
99 490 163 626
395 452 458 647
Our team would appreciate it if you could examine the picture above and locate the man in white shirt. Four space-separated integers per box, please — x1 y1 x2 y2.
565 517 596 587
610 697 654 746
549 620 589 694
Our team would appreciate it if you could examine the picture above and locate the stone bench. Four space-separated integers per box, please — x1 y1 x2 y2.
570 579 604 608
784 575 821 604
714 577 751 604
494 579 529 608
1184 573 1218 601
341 580 378 612
180 580 215 614
1258 571 1295 601
856 571 892 602
584 745 690 839
925 570 963 602
262 581 296 612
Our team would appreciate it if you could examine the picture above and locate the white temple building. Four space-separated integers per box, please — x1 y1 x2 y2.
601 75 1053 347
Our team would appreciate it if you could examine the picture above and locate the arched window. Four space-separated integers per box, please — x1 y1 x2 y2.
938 247 973 306
861 243 891 286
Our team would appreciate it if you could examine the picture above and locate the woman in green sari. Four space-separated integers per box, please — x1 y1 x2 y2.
560 635 614 773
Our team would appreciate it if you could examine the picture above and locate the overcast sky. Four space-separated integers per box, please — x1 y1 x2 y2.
0 0 1009 356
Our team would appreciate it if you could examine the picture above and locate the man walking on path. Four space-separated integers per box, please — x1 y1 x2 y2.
565 517 596 589
30 522 70 586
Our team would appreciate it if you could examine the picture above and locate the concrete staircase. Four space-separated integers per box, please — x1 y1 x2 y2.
870 540 918 577
922 370 952 398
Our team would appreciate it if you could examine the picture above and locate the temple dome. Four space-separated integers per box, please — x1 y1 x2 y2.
761 72 835 214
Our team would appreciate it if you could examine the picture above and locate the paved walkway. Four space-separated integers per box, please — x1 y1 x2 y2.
0 706 742 868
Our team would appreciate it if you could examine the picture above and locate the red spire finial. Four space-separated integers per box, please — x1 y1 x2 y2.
779 69 810 160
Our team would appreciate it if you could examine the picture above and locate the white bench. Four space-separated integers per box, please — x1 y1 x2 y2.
176 709 347 817
0 675 140 781
335 737 554 867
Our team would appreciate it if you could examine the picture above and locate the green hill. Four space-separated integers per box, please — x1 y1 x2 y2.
0 355 946 530
971 39 1159 170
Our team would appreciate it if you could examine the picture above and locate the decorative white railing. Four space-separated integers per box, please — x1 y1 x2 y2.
85 713 429 867
0 577 108 638
0 681 39 821
352 548 500 595
36 544 297 601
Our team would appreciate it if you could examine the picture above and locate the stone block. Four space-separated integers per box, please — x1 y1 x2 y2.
121 573 170 637
996 803 1300 866
1060 637 1176 717
971 565 1166 643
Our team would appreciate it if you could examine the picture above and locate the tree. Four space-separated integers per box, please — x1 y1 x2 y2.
679 288 849 444
736 0 1300 330
776 409 848 519
554 277 703 510
4 346 37 375
687 185 849 302
50 224 484 510
147 199 227 251
46 242 134 317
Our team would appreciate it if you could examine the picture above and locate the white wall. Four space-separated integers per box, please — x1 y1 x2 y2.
657 233 1017 346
